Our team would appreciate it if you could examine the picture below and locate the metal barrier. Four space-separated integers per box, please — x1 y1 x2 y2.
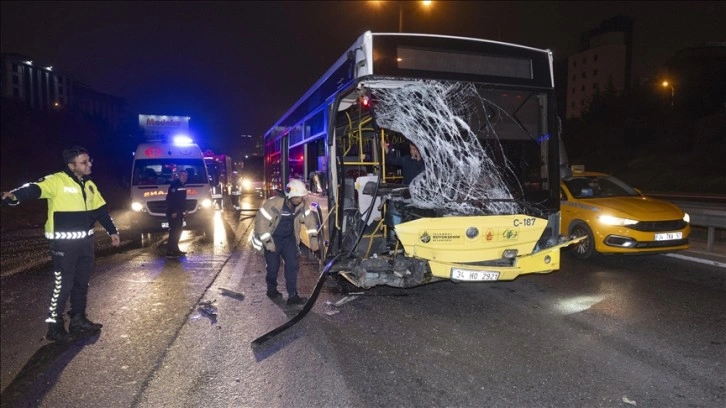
675 202 726 252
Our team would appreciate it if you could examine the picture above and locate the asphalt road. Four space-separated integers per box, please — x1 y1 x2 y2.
0 197 724 407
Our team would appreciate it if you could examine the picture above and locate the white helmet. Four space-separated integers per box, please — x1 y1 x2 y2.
285 179 308 198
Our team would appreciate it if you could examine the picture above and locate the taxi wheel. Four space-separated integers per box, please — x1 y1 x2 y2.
570 222 597 259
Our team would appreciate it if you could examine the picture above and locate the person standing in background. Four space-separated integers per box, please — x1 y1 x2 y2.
166 169 188 258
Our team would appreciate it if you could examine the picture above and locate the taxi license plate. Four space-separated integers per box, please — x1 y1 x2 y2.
655 232 682 241
161 221 186 229
451 268 499 281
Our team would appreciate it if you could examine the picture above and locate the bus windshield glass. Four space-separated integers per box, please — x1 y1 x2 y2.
368 81 550 216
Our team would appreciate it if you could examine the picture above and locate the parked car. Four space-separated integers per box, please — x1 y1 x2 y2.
560 169 690 259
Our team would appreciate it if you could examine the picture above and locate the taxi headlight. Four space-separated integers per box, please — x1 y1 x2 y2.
201 198 213 208
598 215 638 226
683 213 690 223
131 202 144 212
241 178 252 190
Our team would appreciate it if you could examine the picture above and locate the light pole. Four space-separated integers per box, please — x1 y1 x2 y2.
661 80 674 107
371 1 432 33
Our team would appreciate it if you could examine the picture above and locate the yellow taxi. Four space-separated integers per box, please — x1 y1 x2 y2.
560 168 690 259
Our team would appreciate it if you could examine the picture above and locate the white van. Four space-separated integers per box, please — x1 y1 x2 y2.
129 141 214 235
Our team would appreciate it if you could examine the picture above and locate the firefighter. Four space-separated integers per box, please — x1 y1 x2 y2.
1 146 120 342
251 179 319 305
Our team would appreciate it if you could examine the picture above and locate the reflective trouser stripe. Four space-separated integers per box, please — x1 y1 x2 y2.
45 270 63 323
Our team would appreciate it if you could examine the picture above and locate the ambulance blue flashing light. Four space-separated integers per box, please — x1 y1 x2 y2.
173 134 194 146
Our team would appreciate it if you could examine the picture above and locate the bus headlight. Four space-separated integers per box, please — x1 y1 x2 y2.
131 202 144 212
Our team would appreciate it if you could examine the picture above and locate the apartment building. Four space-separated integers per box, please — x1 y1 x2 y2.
566 16 633 119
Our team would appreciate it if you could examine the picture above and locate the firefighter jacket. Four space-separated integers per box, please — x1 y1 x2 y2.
252 194 319 252
9 168 118 240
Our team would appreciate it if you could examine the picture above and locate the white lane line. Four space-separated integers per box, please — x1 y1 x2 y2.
664 253 726 269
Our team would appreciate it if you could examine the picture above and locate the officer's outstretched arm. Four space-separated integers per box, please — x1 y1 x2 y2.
3 182 42 205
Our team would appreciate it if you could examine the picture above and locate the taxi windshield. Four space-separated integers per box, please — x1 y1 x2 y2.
564 175 639 199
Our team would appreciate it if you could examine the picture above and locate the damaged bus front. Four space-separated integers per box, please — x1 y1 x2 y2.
263 31 581 290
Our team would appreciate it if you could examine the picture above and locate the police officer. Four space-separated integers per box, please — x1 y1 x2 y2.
165 169 188 258
251 179 319 305
1 146 120 342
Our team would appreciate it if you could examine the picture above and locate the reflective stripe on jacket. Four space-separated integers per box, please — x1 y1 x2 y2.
253 195 318 247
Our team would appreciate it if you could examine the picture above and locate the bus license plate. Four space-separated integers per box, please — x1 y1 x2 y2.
451 268 499 281
655 232 682 241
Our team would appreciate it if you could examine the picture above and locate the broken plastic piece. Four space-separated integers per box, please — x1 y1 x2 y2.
198 300 218 316
219 287 245 300
334 296 358 307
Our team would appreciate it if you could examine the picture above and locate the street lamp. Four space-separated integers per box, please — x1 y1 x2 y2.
370 1 433 33
661 80 674 107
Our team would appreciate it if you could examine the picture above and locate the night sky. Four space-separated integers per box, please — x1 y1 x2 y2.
2 1 723 154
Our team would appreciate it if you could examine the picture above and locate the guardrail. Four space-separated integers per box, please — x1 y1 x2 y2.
675 203 726 252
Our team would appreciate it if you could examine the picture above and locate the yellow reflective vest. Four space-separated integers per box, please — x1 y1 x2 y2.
10 169 118 240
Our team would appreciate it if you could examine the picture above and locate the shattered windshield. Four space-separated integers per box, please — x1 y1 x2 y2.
370 81 548 216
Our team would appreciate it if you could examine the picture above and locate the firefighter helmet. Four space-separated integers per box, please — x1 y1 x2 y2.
285 179 308 198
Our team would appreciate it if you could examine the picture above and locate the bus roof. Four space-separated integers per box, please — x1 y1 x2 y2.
264 31 554 139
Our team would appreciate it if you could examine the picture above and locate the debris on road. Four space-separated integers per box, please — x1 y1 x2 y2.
219 287 245 301
332 295 358 307
198 300 218 316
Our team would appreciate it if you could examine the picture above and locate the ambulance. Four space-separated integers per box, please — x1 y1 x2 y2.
128 136 214 235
